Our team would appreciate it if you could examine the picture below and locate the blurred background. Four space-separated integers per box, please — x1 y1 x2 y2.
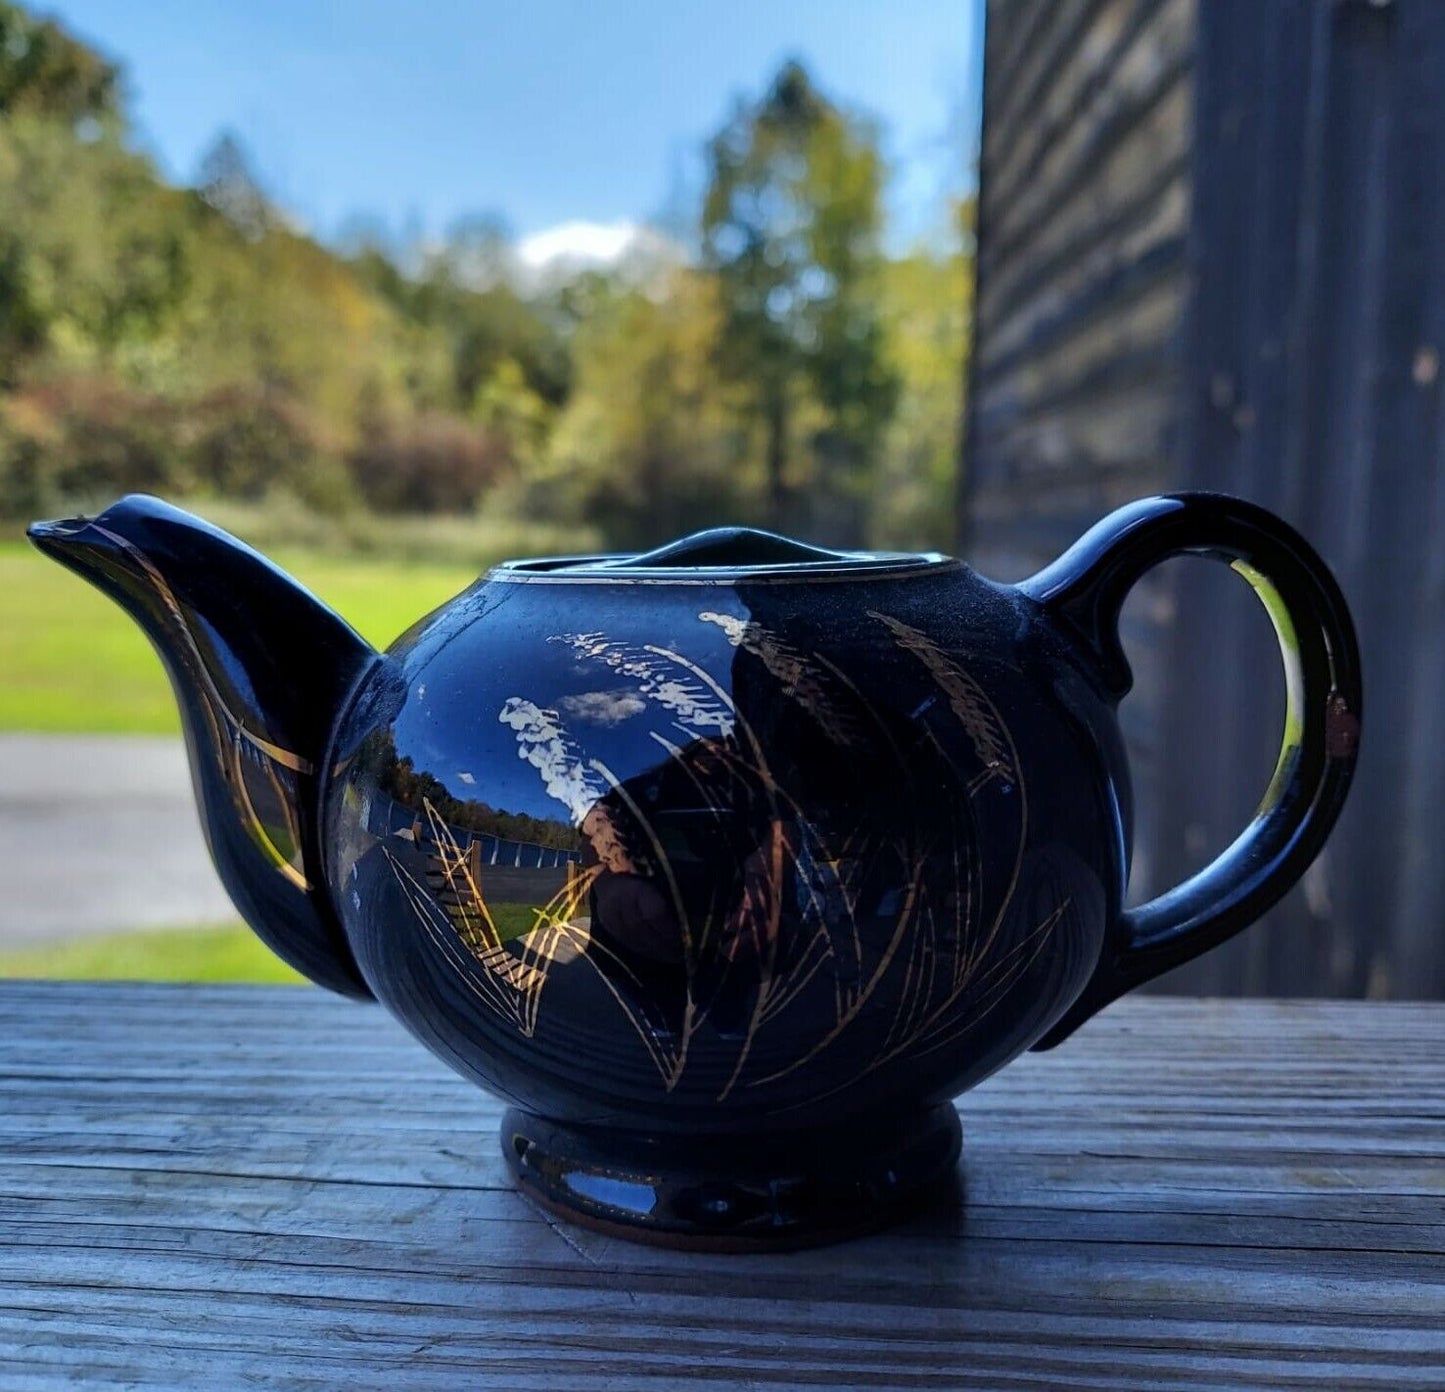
1 0 1440 1001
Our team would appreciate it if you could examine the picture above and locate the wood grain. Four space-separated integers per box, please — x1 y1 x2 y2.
0 982 1441 1389
1153 0 1445 1002
964 0 1195 586
961 0 1200 948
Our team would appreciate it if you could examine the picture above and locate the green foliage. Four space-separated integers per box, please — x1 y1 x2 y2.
472 357 552 468
870 208 974 551
0 375 183 514
351 222 572 412
539 267 754 546
348 412 508 514
703 61 898 542
0 1 118 126
171 201 401 429
192 495 597 568
0 114 189 378
0 15 972 562
189 384 351 509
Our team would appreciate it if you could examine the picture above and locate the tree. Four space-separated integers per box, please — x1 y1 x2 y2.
539 268 749 547
871 200 974 551
195 131 272 241
349 220 573 415
702 61 897 542
0 2 119 127
0 115 190 378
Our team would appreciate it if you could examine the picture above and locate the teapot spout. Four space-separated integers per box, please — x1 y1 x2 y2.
28 495 376 997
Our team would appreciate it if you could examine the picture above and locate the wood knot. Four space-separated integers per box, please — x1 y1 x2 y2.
1324 692 1360 760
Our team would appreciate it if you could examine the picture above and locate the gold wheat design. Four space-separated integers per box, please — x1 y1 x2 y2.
698 611 868 751
868 612 1015 787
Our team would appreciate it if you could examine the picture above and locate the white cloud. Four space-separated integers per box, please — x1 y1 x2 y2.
516 219 643 270
559 689 647 727
498 697 603 823
512 220 685 294
698 611 748 647
557 633 734 734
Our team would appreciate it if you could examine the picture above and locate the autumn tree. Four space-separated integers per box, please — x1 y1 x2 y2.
0 113 191 384
702 61 896 542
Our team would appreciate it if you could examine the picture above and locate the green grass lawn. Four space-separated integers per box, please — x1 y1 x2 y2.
0 923 305 983
0 904 545 982
0 540 477 733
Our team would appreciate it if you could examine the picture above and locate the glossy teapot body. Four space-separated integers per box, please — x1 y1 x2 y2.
324 553 1123 1136
29 495 1360 1247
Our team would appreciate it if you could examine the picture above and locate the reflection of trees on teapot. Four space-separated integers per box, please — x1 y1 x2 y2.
577 799 688 1036
569 732 796 1039
565 705 956 1045
361 727 581 851
343 613 1010 1089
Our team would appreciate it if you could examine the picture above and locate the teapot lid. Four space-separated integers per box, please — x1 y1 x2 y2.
493 527 956 583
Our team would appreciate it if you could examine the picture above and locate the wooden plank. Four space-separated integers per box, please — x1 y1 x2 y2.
1150 0 1307 997
1152 0 1445 1000
987 0 1058 114
983 5 1194 267
980 0 1128 227
983 0 1089 160
974 249 1185 403
974 384 1177 497
983 0 1184 255
970 0 1445 1004
976 145 1189 351
0 982 1441 1389
966 0 1194 571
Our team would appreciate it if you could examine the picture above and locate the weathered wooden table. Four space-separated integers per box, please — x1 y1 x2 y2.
1 984 1440 1389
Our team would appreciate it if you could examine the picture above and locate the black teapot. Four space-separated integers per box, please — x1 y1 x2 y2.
29 493 1360 1248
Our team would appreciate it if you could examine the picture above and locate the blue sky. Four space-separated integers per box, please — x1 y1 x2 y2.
48 0 983 257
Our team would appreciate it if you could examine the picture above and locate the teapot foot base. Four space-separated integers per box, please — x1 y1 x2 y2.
501 1102 962 1251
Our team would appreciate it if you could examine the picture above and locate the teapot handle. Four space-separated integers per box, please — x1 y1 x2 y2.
1022 493 1361 1048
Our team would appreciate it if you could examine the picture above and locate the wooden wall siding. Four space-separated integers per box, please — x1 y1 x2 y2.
1154 0 1445 999
967 0 1445 999
964 0 1198 917
965 0 1197 584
